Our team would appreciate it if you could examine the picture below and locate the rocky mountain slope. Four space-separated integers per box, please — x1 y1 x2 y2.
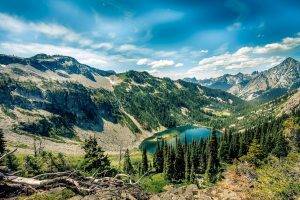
184 57 300 101
0 54 242 153
240 57 300 100
184 72 258 95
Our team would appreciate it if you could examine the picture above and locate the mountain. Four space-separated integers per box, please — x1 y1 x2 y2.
0 54 242 153
239 57 300 101
184 72 257 95
184 57 300 101
0 54 115 81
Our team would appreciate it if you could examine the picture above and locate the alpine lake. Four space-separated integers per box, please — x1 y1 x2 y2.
139 125 221 153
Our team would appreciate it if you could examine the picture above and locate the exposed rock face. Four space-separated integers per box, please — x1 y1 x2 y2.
184 57 300 101
239 57 300 100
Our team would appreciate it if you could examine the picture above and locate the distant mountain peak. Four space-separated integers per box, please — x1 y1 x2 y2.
281 57 298 65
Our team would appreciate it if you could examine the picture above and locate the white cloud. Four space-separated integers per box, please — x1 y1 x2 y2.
0 13 26 33
0 42 109 67
149 60 174 69
0 13 93 47
252 37 300 54
188 35 300 76
117 44 150 53
137 58 148 65
175 63 183 67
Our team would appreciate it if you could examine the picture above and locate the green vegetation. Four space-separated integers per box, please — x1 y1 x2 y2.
115 71 243 130
139 173 169 193
251 153 300 200
123 149 134 175
81 136 113 177
205 130 220 183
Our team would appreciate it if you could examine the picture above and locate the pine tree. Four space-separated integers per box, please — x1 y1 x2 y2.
123 149 134 174
218 131 229 162
0 129 6 155
141 148 148 174
205 130 220 183
163 146 173 180
184 151 190 181
190 161 195 183
153 141 164 173
174 140 185 180
5 153 19 171
229 133 240 161
82 136 110 175
272 132 289 158
239 132 248 157
56 152 68 171
242 139 264 166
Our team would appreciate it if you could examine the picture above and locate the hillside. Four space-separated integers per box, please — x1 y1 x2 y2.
184 57 300 101
0 54 242 153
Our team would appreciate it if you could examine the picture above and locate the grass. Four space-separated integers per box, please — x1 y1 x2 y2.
139 173 170 193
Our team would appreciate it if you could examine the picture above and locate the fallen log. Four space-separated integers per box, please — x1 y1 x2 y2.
1 172 149 199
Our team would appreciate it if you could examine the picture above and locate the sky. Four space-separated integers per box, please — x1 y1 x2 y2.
0 0 299 80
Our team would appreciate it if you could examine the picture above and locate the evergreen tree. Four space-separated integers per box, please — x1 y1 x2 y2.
153 141 164 173
218 131 229 162
184 151 190 181
238 132 248 157
242 139 264 166
205 130 220 183
174 140 185 180
190 162 195 183
5 153 19 171
229 132 240 161
163 146 173 180
272 132 289 158
123 149 134 174
141 148 148 174
56 152 68 171
0 129 6 155
82 136 110 175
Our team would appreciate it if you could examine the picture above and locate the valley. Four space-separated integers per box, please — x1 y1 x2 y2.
0 53 299 200
0 54 242 154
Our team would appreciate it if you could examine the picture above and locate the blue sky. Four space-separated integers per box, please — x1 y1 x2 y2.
0 0 299 79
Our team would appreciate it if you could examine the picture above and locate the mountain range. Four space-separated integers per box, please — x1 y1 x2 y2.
0 54 242 152
184 57 300 101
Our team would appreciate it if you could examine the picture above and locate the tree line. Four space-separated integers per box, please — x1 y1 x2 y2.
129 116 292 183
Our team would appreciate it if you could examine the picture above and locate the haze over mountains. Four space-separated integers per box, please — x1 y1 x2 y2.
184 57 300 101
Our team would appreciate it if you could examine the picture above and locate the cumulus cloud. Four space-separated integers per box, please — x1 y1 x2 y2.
188 35 300 77
252 37 300 54
137 58 148 65
149 60 175 69
175 63 183 67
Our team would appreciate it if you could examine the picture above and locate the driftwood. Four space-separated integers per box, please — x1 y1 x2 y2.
0 170 148 199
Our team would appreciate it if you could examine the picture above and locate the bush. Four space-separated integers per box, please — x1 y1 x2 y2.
140 173 169 193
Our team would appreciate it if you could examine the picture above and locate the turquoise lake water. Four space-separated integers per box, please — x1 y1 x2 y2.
140 125 220 153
